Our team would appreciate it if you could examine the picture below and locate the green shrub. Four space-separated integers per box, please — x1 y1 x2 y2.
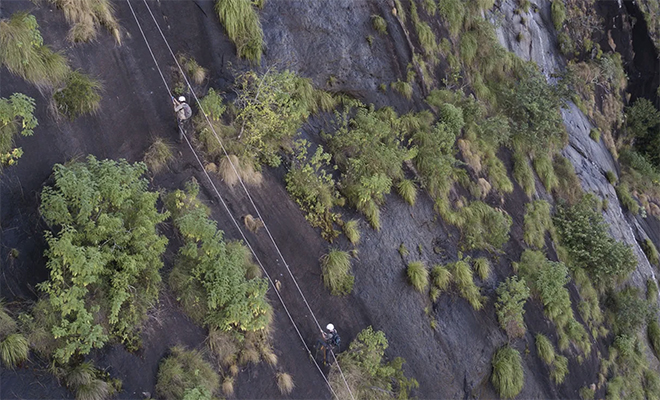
371 14 387 35
642 238 660 266
54 71 102 120
611 287 649 336
397 179 417 206
343 219 361 245
551 0 566 30
144 137 173 173
156 346 220 400
615 183 640 215
38 156 168 363
0 13 70 86
589 128 601 142
391 80 413 100
513 152 536 197
215 0 263 62
648 318 660 361
491 346 524 399
473 257 491 280
0 333 28 368
535 333 555 365
523 200 552 249
198 88 226 121
533 153 559 192
551 355 569 384
321 249 354 296
625 98 660 167
606 170 617 184
496 276 530 338
407 261 429 292
554 195 636 288
0 93 38 168
329 327 418 399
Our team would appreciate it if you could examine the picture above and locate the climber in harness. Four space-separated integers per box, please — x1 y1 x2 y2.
172 95 192 142
316 323 340 366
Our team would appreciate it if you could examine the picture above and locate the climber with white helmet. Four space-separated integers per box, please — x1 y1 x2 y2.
172 95 193 142
316 323 340 366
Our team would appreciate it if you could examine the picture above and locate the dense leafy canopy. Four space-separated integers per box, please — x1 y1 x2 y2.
38 156 168 362
0 93 37 166
495 276 530 338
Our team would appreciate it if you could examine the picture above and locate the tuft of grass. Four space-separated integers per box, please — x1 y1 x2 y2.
156 346 220 400
551 0 566 31
431 265 452 291
550 355 569 384
642 238 660 266
615 183 640 215
491 346 524 399
535 333 555 365
397 179 417 206
371 14 387 35
513 151 536 197
485 150 514 193
415 20 438 57
647 279 659 303
533 153 558 192
218 155 263 186
649 318 660 361
553 155 583 204
605 170 617 185
589 128 601 142
398 243 409 257
54 71 102 120
343 219 361 245
144 137 173 173
391 80 413 100
451 260 484 310
0 13 70 87
277 372 295 395
362 199 381 230
75 379 110 400
523 200 552 249
320 249 354 296
0 333 29 368
579 386 595 400
215 0 264 62
207 328 239 363
243 214 264 233
0 306 17 338
407 261 429 293
178 55 207 85
239 346 260 365
222 377 234 396
473 257 491 280
50 0 120 43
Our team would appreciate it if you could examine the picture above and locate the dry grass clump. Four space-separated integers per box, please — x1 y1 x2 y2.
458 138 482 173
222 376 234 396
207 328 240 364
218 154 263 186
243 214 264 233
50 0 120 43
144 137 173 173
178 55 208 85
277 372 295 395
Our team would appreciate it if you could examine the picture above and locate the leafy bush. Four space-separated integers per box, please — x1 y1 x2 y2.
144 137 173 173
168 191 271 331
343 219 361 245
642 238 660 266
625 98 660 168
491 346 524 399
156 346 220 400
397 179 417 206
496 276 530 338
554 194 636 288
0 93 37 167
329 327 418 400
38 156 168 362
407 261 429 293
50 0 120 43
0 333 29 368
523 200 552 249
615 183 640 215
321 249 354 296
0 12 70 86
215 0 263 62
535 333 555 365
54 71 102 120
551 0 566 30
610 287 649 336
371 14 387 34
286 140 342 240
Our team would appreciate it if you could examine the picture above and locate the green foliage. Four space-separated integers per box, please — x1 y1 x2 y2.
450 260 484 310
606 170 617 185
407 261 429 293
321 249 354 296
286 140 342 240
535 333 555 365
38 156 168 363
168 196 271 331
473 257 491 280
215 0 263 62
0 93 37 167
198 88 226 121
642 238 660 266
523 200 552 249
554 194 637 288
431 265 452 292
343 219 361 245
330 326 418 400
0 333 29 368
438 0 466 37
456 201 512 251
533 153 559 192
648 279 659 303
580 386 595 400
0 12 70 86
144 137 173 173
484 150 513 193
391 80 413 100
53 71 102 120
551 0 566 30
371 14 387 35
156 346 220 400
610 287 649 336
551 355 569 384
397 179 417 206
414 19 438 57
590 128 601 142
491 346 524 399
615 183 640 215
625 98 660 167
648 317 660 361
554 155 583 204
496 276 530 338
513 151 536 197
327 105 416 229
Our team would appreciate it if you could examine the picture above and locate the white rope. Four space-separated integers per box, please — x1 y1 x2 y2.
139 2 356 398
124 2 339 398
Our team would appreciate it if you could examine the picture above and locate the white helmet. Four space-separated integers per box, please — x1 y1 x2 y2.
326 323 334 331
178 96 186 102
